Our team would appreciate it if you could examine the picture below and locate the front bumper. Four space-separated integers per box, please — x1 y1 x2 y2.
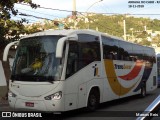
8 97 64 112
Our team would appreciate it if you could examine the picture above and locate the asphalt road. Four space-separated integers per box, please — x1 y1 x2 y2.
0 87 160 120
63 87 160 120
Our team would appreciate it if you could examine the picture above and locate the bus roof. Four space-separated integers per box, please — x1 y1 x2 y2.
21 29 154 50
21 29 101 39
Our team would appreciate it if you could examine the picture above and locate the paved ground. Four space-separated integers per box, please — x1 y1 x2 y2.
0 97 8 103
0 97 8 108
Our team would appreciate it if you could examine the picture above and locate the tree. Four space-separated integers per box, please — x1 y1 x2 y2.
0 0 39 98
0 0 39 56
152 34 160 47
0 0 39 47
138 38 151 46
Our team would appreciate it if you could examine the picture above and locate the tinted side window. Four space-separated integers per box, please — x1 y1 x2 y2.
78 34 101 64
118 41 133 61
66 34 101 78
132 45 144 61
66 42 79 78
102 36 119 60
143 47 156 63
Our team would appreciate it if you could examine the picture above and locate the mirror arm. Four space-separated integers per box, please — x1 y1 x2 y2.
56 34 78 58
3 41 19 61
56 37 68 58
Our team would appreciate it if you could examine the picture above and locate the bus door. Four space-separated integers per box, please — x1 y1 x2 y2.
65 34 101 109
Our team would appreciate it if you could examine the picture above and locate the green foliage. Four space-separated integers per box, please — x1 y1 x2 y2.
152 34 160 47
0 0 39 47
25 14 160 47
76 14 160 46
138 38 151 46
1 1 160 48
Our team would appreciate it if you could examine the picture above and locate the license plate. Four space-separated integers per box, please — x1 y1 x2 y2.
25 102 34 107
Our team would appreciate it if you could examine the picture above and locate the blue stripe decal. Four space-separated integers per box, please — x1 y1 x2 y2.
133 63 153 92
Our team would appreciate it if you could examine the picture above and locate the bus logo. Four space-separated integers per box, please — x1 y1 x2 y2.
104 60 143 96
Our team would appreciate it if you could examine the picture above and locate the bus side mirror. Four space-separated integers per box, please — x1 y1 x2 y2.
56 34 78 58
3 41 19 62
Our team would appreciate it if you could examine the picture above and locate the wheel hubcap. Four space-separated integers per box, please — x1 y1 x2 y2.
90 95 96 106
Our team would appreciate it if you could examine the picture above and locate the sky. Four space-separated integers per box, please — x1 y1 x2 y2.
12 0 160 23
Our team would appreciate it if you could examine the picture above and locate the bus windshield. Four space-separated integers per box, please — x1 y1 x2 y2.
11 35 64 82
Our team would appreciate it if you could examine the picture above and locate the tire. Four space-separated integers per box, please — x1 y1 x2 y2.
87 89 100 111
140 85 146 97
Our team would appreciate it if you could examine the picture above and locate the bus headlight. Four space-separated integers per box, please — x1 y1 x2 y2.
44 91 62 100
8 91 17 97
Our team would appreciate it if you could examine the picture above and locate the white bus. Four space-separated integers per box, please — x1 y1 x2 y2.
3 29 157 112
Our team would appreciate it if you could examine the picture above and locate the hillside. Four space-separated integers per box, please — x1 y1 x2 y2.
25 14 160 47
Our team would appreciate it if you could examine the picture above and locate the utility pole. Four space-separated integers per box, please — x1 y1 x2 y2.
72 0 77 18
144 25 147 31
86 0 103 29
72 0 77 29
123 19 127 40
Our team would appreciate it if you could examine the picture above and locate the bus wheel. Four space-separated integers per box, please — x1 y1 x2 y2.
140 85 146 97
87 89 100 111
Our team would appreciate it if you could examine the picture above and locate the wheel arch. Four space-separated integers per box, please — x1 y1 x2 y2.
86 86 100 107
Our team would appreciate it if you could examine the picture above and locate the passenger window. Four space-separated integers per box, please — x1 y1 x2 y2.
132 45 143 61
66 34 101 78
78 34 101 63
66 42 78 78
118 41 133 61
102 36 119 60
